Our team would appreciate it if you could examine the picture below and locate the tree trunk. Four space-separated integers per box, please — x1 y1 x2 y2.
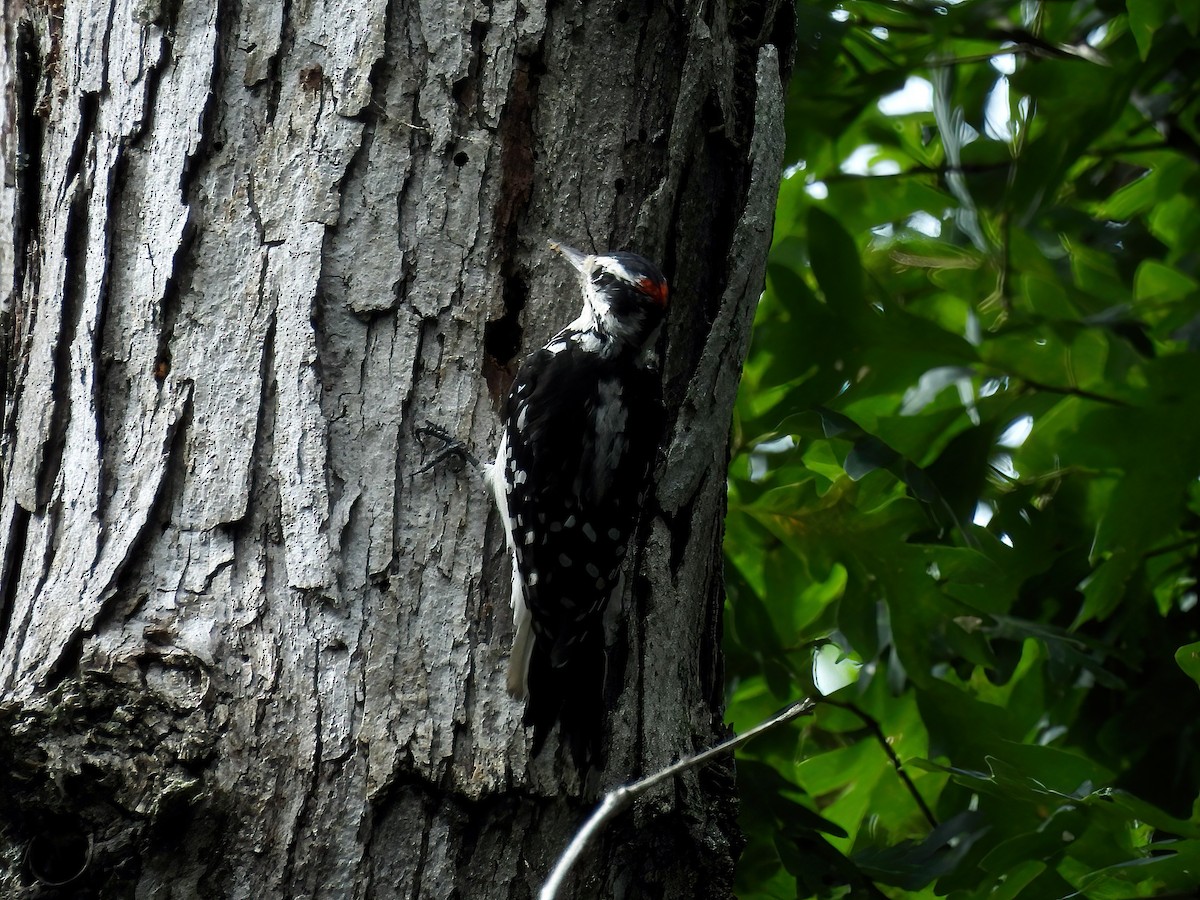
0 0 792 896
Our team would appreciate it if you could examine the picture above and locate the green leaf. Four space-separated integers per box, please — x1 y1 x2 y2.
854 811 988 890
1135 260 1197 304
1070 839 1200 895
1177 0 1200 32
1126 0 1167 58
1176 641 1200 687
806 207 864 313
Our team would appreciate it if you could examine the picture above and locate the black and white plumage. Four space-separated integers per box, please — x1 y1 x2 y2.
490 243 668 768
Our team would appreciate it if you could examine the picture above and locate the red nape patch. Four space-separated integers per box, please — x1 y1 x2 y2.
638 277 669 306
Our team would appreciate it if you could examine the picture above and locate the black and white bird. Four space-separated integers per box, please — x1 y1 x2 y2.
492 242 669 769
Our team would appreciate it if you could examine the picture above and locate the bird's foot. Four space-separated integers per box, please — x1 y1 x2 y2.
413 421 481 474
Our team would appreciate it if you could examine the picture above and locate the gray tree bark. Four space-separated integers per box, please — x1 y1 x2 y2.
0 0 792 896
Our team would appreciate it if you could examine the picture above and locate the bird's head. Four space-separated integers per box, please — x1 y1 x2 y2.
551 242 669 350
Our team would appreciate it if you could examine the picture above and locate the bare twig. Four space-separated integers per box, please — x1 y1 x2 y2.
1144 536 1200 559
1016 377 1128 407
539 697 816 900
826 700 939 829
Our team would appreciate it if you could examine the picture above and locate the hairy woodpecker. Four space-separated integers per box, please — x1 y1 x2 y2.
493 242 668 769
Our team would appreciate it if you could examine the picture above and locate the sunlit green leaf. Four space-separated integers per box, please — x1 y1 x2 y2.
1135 260 1197 304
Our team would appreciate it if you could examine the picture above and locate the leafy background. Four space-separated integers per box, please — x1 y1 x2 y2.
725 0 1200 896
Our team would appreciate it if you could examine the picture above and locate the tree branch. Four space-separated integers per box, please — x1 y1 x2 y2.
1016 377 1128 407
826 700 939 829
540 697 816 900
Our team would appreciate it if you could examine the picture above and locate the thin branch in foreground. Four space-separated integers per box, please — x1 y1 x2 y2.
540 697 816 900
1016 376 1128 407
828 700 939 829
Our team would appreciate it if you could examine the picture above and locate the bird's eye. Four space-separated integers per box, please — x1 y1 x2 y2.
591 271 617 290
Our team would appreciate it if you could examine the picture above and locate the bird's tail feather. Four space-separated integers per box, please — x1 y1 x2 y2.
525 631 607 772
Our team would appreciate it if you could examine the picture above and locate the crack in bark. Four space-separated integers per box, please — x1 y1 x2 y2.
45 380 195 690
153 212 192 390
34 163 90 511
8 17 44 324
482 45 544 395
0 507 31 650
222 298 276 537
2 22 45 484
246 171 268 246
171 0 222 202
409 792 433 900
0 495 55 693
280 625 325 895
264 0 294 126
697 484 727 710
667 467 704 577
451 18 489 126
64 91 100 186
93 148 128 534
121 6 172 154
97 0 118 93
391 316 428 573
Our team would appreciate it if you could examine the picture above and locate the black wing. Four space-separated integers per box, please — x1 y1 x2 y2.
502 342 661 765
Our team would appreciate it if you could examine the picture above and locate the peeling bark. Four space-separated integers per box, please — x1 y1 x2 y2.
0 0 794 896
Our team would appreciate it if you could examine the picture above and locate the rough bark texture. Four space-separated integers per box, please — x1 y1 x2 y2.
0 0 792 896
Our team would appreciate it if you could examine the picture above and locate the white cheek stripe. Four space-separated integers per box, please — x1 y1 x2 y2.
595 255 634 283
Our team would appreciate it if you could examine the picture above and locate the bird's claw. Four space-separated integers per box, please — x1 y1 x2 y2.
414 421 480 474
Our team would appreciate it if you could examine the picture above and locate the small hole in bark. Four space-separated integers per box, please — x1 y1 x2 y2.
300 64 324 92
453 150 469 167
614 178 626 195
616 8 629 22
638 128 648 143
26 823 92 886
